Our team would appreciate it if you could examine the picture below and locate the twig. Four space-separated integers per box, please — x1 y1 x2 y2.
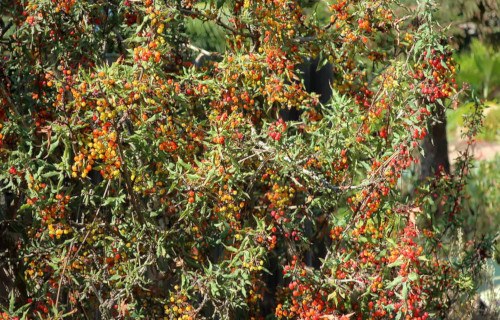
193 294 208 316
186 44 214 57
55 179 112 310
367 63 391 86
294 17 335 43
116 135 146 224
112 27 125 54
237 149 268 164
0 19 12 39
334 278 365 286
295 36 317 43
255 140 376 192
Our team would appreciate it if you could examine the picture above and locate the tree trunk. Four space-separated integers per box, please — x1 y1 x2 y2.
420 105 450 179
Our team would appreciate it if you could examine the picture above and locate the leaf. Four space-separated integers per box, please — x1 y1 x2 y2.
209 282 219 297
327 291 337 302
56 171 65 191
241 284 246 297
224 245 238 253
402 283 408 300
46 136 60 157
359 236 368 243
42 170 60 178
110 274 121 281
386 238 398 247
168 181 178 193
316 54 329 72
418 256 429 262
102 194 126 207
386 276 404 289
387 258 404 268
187 173 200 181
408 272 418 282
8 290 15 312
179 209 190 221
177 157 191 170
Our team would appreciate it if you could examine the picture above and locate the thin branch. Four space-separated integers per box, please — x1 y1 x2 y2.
193 294 208 316
295 36 317 43
395 15 413 25
0 19 13 39
55 179 112 310
255 140 377 192
293 17 335 43
112 27 125 54
367 63 391 86
333 278 365 286
186 44 214 57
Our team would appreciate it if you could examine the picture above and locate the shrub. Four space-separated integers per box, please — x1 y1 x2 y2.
0 0 493 319
462 154 500 242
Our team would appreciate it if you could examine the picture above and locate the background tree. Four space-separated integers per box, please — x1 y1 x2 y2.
0 0 495 320
429 0 500 49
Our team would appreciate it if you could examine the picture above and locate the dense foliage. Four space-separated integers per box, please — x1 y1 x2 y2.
0 0 494 319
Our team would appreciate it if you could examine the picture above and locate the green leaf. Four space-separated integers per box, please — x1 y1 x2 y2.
402 283 408 300
209 282 219 297
387 276 404 289
42 170 60 178
110 274 121 281
408 273 418 282
225 245 238 253
386 238 398 247
359 236 369 243
8 290 15 312
418 255 429 262
177 157 192 170
241 284 246 297
387 258 404 268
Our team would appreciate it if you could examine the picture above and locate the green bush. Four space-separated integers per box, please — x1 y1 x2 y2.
463 154 500 243
454 39 500 100
447 101 500 142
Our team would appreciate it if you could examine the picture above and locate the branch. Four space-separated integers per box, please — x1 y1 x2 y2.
248 125 375 192
254 140 376 192
193 294 208 316
55 179 112 310
186 44 214 57
112 27 125 54
293 17 335 43
0 82 29 128
0 19 13 39
334 278 365 286
116 141 146 224
367 63 391 86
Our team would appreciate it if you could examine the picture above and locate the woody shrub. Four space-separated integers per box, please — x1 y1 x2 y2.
0 0 494 319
